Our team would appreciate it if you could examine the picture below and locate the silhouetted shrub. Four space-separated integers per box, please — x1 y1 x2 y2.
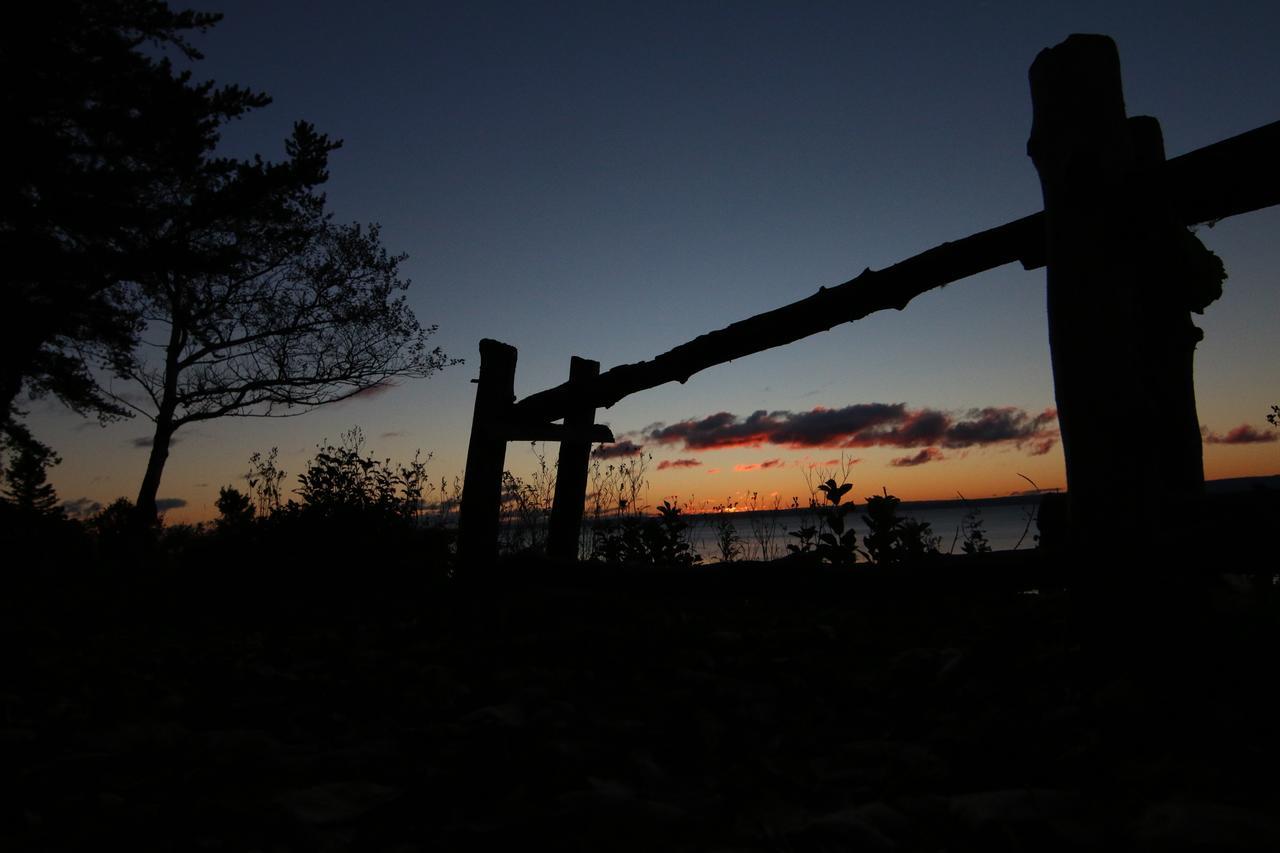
292 428 429 527
495 443 557 553
80 497 160 564
863 489 940 566
215 486 254 534
229 429 455 576
591 501 700 567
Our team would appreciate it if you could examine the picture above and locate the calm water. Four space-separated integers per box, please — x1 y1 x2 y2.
682 504 1040 562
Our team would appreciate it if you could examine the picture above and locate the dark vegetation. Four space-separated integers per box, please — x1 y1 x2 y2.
6 433 1280 850
1 427 455 576
7 525 1280 851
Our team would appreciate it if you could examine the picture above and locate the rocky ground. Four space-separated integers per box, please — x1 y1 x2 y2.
6 559 1280 851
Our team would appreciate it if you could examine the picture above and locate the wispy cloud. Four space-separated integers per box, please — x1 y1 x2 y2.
1203 424 1277 445
131 435 181 448
1027 438 1058 456
656 458 701 470
348 382 396 400
733 458 783 472
156 498 187 512
61 497 103 520
644 404 1058 454
890 447 946 467
380 430 406 439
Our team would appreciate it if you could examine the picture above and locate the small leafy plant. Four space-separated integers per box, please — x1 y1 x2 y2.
815 479 861 566
711 500 743 562
786 523 818 556
863 488 940 566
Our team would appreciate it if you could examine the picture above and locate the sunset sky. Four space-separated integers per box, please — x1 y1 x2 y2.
26 0 1280 523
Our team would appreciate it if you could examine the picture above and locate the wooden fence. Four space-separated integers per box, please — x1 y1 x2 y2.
458 34 1280 565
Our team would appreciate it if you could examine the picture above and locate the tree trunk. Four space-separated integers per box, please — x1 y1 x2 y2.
134 316 186 525
135 415 175 522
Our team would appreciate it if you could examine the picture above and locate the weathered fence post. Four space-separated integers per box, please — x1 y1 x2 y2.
1028 34 1216 560
458 339 517 565
546 357 600 561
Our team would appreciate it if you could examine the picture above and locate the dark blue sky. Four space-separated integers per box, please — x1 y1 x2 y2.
37 0 1280 518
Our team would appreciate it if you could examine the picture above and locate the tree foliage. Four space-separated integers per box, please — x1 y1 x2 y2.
214 486 253 532
1 0 268 431
1 431 63 517
104 213 451 428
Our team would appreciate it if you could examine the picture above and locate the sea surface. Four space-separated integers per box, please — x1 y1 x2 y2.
521 476 1275 563
680 503 1041 562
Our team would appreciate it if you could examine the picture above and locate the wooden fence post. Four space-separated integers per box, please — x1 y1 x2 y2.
1028 34 1212 560
458 339 517 566
547 356 600 562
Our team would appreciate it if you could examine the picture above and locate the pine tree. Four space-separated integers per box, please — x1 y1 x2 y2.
1 435 62 516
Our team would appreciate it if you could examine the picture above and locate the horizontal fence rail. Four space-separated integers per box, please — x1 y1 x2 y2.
511 120 1279 425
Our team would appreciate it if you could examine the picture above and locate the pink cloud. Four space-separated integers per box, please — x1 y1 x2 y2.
1203 424 1277 445
890 447 946 467
733 458 783 472
644 403 1058 454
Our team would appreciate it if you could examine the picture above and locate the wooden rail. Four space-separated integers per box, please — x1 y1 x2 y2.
512 119 1279 425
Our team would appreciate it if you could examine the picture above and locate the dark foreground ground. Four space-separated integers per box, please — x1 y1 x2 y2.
6 555 1280 852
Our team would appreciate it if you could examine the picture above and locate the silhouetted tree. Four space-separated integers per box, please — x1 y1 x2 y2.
1 432 62 517
97 189 454 520
214 485 254 532
1 1 270 434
